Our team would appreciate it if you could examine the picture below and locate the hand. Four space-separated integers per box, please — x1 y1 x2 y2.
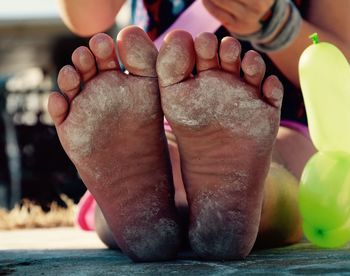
202 0 276 36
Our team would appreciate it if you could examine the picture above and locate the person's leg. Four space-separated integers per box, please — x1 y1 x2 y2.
48 26 182 261
157 31 283 260
78 29 315 258
274 126 316 179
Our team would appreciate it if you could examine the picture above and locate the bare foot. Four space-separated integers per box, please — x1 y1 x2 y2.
157 31 283 260
48 26 181 261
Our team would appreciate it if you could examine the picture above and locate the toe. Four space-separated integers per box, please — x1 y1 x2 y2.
89 33 119 72
117 26 158 77
157 30 195 87
194 32 219 72
241 50 266 88
57 65 81 102
72 46 97 82
48 92 69 126
219 36 241 74
262 75 284 108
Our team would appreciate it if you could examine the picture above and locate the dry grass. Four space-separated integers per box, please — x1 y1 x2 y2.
0 195 76 230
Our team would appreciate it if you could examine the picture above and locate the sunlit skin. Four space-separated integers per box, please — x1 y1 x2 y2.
49 26 302 260
50 0 350 260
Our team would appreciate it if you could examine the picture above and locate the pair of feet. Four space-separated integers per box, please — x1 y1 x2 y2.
48 26 283 261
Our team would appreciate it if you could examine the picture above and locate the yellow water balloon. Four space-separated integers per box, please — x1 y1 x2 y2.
299 33 350 153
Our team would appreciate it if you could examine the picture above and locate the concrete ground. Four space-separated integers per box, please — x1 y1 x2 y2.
1 227 350 275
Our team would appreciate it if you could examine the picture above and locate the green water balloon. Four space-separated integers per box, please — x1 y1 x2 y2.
300 151 350 247
298 34 350 247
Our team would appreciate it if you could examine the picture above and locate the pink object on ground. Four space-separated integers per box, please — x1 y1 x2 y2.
75 191 96 231
164 118 172 133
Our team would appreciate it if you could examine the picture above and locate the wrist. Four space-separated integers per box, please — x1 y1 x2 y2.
231 0 288 42
231 0 301 52
252 1 301 52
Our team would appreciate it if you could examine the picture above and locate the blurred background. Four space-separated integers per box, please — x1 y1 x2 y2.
0 0 130 219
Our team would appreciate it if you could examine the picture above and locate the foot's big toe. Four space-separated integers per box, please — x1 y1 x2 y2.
156 30 195 87
117 26 158 77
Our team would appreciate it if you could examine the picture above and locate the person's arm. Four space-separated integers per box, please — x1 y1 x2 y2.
268 0 350 87
57 0 125 36
202 0 350 88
